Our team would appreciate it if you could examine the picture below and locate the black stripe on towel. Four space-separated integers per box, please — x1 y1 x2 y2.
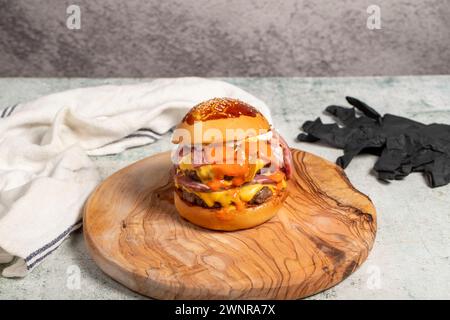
24 222 82 264
137 128 162 137
124 133 157 140
1 107 9 118
27 245 62 270
7 104 17 117
1 104 18 118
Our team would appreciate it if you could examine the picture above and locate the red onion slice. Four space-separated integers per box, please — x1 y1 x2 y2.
175 175 211 192
252 174 277 184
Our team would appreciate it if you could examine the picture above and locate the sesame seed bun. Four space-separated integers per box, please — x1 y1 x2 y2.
172 98 271 145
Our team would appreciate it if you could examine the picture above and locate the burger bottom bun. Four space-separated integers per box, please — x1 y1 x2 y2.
174 189 288 231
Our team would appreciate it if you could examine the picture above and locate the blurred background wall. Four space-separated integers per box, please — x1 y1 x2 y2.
0 0 449 77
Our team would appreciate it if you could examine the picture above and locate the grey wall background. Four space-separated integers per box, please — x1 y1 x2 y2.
0 0 449 77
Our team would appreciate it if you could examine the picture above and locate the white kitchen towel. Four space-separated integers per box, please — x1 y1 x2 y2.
0 77 272 277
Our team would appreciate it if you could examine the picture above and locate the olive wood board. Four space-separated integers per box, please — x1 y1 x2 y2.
83 149 377 299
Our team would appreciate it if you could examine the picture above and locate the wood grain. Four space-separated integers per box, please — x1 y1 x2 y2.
83 149 376 299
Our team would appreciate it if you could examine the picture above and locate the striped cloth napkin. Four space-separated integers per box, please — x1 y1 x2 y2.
0 77 271 277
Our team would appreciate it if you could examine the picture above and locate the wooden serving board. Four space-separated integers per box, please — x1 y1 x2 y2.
84 149 376 299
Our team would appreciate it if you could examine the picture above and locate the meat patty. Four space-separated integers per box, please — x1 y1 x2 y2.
180 189 220 208
248 186 273 205
179 185 273 208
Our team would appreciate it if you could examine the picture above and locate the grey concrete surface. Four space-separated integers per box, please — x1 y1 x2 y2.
0 76 449 299
0 0 449 77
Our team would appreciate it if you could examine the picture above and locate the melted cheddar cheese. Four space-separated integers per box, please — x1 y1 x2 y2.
178 155 266 186
183 183 279 208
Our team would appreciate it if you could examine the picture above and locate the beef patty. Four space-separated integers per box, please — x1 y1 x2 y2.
248 186 273 205
178 186 273 208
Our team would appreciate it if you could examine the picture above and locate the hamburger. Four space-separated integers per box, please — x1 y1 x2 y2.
171 98 292 231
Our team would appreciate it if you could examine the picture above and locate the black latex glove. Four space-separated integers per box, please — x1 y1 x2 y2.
298 97 450 188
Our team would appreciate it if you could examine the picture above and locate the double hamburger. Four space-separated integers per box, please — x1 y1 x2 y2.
171 98 292 231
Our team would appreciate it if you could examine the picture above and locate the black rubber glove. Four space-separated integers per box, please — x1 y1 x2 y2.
297 97 450 188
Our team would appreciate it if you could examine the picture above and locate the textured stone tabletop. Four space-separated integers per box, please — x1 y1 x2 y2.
0 77 449 299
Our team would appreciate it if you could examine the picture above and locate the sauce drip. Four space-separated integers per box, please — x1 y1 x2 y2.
183 98 259 125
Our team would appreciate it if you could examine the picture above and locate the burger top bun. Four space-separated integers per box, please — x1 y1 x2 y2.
172 98 271 144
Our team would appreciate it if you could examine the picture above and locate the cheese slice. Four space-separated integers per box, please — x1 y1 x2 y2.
184 183 277 208
178 156 266 185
